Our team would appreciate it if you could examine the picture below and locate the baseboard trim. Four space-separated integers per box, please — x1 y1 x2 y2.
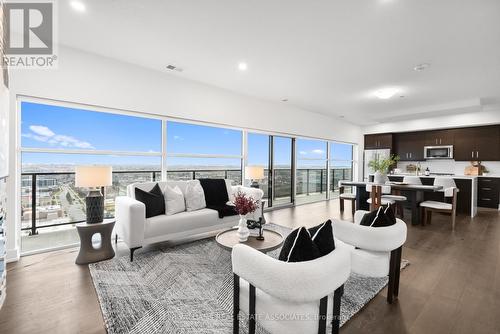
6 247 20 263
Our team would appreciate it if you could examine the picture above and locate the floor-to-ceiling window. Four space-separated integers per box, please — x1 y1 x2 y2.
20 101 162 253
166 121 243 185
296 138 328 204
247 133 270 205
272 136 294 206
329 142 354 198
19 99 357 254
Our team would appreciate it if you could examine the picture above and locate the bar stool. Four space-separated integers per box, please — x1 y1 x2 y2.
366 184 396 210
339 181 356 215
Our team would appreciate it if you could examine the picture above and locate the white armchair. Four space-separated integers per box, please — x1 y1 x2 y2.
231 241 351 334
332 211 407 303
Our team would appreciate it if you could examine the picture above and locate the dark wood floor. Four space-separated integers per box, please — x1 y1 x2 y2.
1 201 499 334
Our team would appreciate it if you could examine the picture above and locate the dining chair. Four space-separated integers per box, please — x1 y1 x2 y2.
366 184 395 210
339 181 356 215
419 177 458 230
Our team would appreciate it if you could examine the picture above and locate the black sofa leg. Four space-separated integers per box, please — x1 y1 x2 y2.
387 246 402 303
115 234 118 244
233 274 240 334
332 285 344 334
130 247 141 261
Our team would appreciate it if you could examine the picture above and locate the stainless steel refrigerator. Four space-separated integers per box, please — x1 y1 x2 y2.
363 149 391 181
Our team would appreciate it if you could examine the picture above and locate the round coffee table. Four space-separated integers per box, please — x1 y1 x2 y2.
216 227 284 253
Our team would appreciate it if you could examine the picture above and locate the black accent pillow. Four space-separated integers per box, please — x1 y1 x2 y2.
198 178 229 206
135 183 165 218
359 205 396 227
308 220 335 256
279 227 321 262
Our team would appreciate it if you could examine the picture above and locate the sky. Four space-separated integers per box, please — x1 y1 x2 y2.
21 102 353 169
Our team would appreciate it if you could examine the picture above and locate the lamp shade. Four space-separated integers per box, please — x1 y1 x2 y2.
75 166 112 188
245 166 264 180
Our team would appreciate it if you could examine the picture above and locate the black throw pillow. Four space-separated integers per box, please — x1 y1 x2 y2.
359 205 396 227
135 183 165 218
308 220 335 256
278 227 321 263
198 179 229 206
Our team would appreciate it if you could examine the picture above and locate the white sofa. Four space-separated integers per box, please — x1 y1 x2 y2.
115 180 264 261
231 240 351 334
332 210 407 303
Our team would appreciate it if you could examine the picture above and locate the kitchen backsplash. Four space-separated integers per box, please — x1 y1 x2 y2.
397 160 500 175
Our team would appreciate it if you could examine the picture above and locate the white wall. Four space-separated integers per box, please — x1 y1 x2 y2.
11 46 362 143
5 46 363 261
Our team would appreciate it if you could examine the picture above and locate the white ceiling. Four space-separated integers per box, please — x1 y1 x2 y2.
58 0 500 125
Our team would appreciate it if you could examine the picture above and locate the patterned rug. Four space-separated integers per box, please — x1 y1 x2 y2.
89 224 409 334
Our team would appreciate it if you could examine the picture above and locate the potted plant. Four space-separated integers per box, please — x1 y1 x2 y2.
233 191 259 242
368 154 400 184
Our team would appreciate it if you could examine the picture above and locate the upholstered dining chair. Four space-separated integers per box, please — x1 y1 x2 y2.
419 177 459 230
333 211 408 303
382 176 420 218
231 241 351 334
339 181 356 215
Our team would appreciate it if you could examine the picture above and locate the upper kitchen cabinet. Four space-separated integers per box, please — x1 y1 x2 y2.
424 129 454 146
454 125 500 161
364 133 393 149
394 132 425 161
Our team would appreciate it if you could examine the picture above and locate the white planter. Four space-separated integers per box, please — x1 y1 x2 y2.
237 215 250 242
373 171 387 185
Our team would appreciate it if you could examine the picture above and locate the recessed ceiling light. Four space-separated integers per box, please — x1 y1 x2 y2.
70 1 86 12
238 62 248 71
414 63 430 71
374 88 400 99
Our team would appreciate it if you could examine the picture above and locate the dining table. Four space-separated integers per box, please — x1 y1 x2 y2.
340 181 443 225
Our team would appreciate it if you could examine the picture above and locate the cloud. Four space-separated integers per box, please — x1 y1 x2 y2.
30 125 55 137
23 125 95 149
299 151 307 155
312 149 325 154
173 135 183 140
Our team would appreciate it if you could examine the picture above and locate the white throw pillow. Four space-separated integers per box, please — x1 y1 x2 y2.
225 179 234 202
184 180 206 211
164 185 185 215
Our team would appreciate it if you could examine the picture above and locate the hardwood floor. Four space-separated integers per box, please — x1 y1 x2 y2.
1 201 499 334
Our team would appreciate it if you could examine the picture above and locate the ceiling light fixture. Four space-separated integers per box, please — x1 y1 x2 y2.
414 63 430 71
238 62 248 71
374 88 400 99
70 1 86 12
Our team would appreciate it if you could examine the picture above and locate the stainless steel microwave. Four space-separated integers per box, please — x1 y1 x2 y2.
424 145 453 159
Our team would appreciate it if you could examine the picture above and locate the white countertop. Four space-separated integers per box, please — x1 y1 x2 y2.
386 173 500 179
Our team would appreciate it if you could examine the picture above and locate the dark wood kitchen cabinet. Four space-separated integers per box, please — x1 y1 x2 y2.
364 133 393 149
394 132 425 161
454 126 500 161
477 177 500 208
424 129 454 146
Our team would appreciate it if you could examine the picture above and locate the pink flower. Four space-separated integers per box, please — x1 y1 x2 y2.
233 191 259 216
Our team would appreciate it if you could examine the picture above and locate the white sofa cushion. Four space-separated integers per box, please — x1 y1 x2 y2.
184 180 206 211
144 208 231 238
164 185 185 215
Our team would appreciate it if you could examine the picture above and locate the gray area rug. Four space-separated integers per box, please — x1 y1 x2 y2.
89 224 409 334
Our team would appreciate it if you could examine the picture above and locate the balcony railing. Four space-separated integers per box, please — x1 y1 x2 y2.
21 168 351 236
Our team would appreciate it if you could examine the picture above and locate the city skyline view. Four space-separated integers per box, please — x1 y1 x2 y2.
21 101 354 171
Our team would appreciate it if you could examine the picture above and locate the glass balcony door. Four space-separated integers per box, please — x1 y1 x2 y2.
272 136 293 206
